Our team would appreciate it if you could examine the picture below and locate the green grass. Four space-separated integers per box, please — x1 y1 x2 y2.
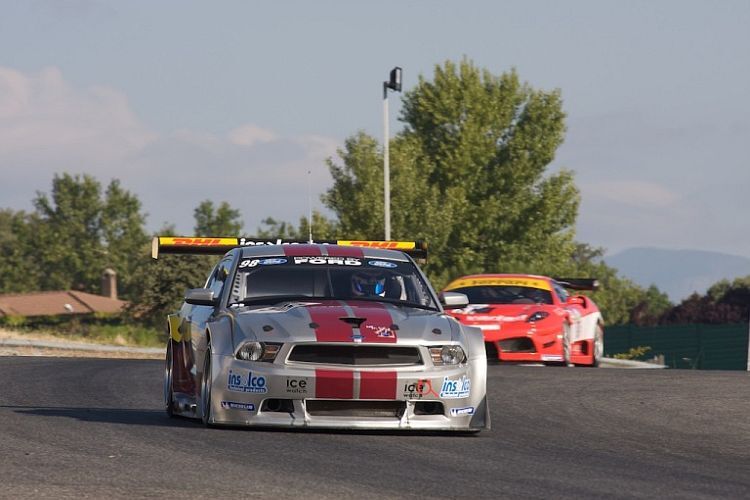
1 315 165 348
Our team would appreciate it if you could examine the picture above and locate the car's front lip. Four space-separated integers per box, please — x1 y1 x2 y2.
206 354 485 430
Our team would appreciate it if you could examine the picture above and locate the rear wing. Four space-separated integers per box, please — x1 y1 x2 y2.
553 278 600 291
151 236 428 260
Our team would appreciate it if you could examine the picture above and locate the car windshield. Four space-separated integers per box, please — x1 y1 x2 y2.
450 285 553 305
229 255 438 310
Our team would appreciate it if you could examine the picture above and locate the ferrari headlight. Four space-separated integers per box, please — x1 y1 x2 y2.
429 345 466 366
526 311 549 322
236 342 281 362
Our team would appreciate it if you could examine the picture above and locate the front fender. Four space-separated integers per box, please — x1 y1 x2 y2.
205 314 235 356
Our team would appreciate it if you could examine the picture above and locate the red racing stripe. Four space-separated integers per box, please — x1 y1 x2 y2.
307 301 353 342
283 244 322 257
359 371 397 399
315 369 354 399
346 301 397 343
326 245 364 258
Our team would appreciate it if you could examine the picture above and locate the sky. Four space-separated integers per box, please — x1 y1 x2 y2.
1 0 749 259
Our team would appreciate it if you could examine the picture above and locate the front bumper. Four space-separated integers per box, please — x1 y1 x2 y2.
206 354 489 431
485 331 563 363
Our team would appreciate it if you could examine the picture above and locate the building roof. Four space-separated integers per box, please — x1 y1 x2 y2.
0 291 127 317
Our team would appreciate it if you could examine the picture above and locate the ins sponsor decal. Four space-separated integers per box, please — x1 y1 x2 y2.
228 369 268 394
402 379 440 399
439 375 471 399
221 401 256 411
286 377 309 394
368 260 397 269
450 406 475 416
293 256 361 266
239 258 287 268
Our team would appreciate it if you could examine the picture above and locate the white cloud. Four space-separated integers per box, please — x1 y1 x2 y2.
228 124 278 147
580 179 680 209
0 66 340 233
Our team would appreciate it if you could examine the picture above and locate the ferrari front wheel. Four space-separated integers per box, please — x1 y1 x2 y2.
591 324 604 367
562 323 572 367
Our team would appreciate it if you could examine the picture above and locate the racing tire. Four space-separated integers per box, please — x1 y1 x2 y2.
200 343 214 427
562 323 572 367
590 324 604 367
164 340 175 417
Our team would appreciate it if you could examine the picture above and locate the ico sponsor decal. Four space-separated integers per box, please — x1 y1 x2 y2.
239 258 287 268
439 375 471 399
221 401 256 411
450 406 475 416
293 256 361 266
285 377 309 394
368 260 398 269
228 369 268 394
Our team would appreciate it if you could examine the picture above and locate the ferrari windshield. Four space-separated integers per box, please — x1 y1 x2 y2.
229 256 438 310
450 285 553 305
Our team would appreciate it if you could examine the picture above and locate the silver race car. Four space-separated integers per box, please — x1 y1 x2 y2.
155 237 489 432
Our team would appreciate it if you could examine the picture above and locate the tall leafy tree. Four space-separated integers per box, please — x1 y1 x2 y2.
100 179 149 298
29 173 149 299
0 209 42 293
325 59 577 287
33 173 105 292
194 200 243 236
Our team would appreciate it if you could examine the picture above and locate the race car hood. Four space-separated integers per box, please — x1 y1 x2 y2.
231 300 452 346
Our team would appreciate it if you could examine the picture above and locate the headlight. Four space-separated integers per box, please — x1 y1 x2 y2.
526 311 549 322
236 342 281 362
429 345 466 366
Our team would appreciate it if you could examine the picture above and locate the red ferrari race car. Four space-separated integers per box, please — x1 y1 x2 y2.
442 274 603 366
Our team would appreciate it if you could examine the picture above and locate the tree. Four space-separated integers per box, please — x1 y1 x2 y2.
660 276 750 324
100 179 150 298
27 173 150 299
128 200 245 327
324 59 578 288
257 210 339 240
194 200 243 236
0 209 42 293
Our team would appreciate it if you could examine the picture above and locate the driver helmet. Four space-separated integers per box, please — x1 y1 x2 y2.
351 270 387 297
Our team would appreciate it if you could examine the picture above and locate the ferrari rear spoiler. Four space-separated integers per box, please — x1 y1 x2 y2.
151 236 428 260
553 278 600 291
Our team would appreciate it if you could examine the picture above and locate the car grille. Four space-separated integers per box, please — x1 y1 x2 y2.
498 337 536 353
288 344 422 366
306 400 406 418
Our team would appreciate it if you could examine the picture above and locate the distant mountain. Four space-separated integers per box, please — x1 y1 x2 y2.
604 247 750 302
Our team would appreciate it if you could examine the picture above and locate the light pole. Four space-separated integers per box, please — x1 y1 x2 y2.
383 66 402 241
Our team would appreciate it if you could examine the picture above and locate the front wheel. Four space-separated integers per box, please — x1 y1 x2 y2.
201 344 213 426
164 340 175 417
591 324 604 367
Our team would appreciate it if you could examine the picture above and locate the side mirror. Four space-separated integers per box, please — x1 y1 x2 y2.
185 288 218 306
439 291 469 309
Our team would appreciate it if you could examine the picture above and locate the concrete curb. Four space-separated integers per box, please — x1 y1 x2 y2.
0 338 163 355
600 357 667 369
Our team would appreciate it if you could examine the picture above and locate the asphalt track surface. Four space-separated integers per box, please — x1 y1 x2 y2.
1 357 748 499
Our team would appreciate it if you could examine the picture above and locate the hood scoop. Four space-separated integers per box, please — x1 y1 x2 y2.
339 316 367 328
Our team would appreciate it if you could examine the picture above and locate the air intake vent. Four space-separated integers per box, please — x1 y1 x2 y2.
306 400 406 418
288 345 422 366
